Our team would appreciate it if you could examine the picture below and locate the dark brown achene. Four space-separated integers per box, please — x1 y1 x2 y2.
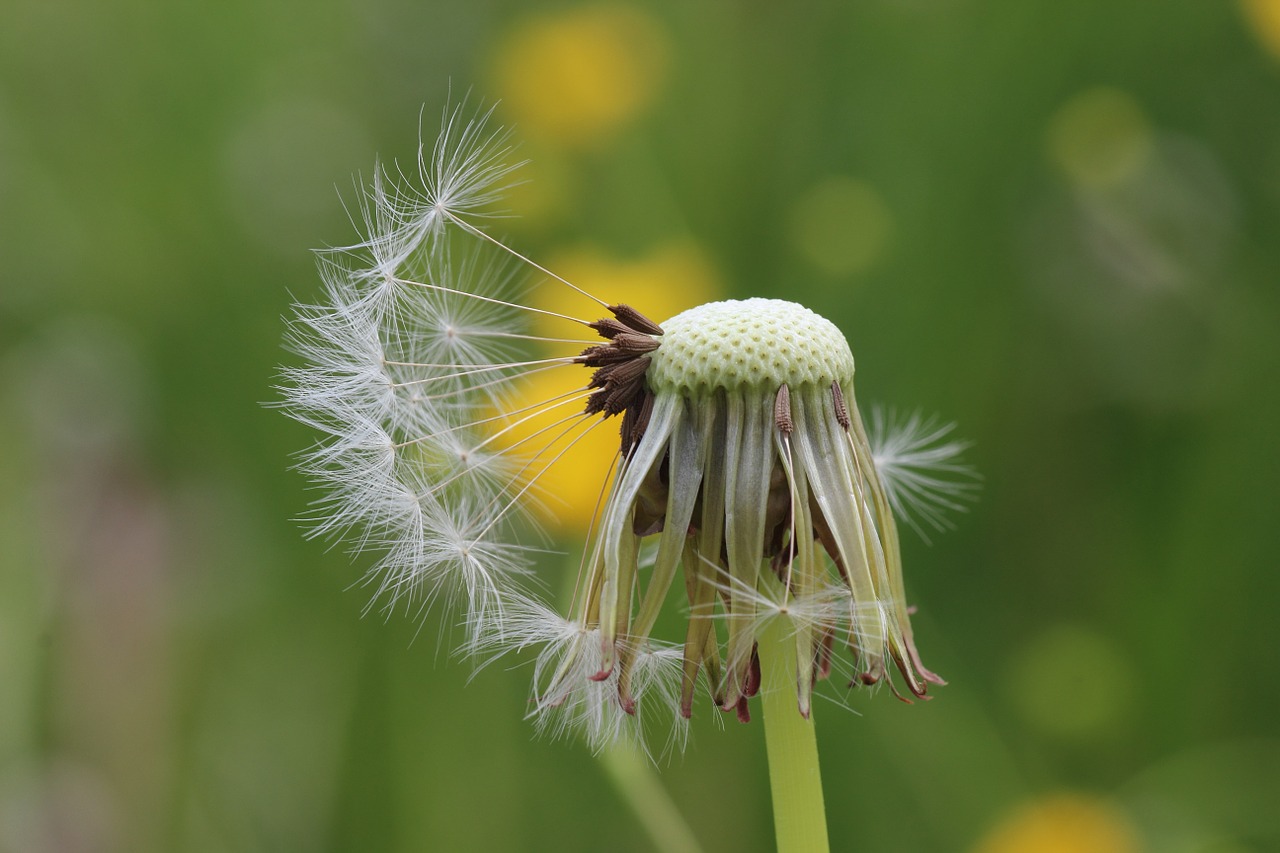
577 303 663 453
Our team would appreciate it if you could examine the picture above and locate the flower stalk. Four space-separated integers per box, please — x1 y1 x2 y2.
599 746 705 853
759 615 830 853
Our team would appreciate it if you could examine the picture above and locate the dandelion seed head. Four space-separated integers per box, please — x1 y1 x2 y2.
649 298 855 395
279 101 972 755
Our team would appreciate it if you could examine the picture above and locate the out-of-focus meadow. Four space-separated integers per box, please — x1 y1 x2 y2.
3 1 1280 851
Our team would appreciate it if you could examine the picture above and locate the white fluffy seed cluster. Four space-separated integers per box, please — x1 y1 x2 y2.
648 298 856 395
277 105 537 639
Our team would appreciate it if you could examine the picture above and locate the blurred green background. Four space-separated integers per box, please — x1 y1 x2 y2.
3 1 1280 851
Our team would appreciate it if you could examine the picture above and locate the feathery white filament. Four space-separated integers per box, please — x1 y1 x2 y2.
869 408 979 539
280 103 606 646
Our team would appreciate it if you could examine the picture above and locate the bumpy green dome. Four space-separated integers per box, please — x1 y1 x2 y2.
647 298 856 396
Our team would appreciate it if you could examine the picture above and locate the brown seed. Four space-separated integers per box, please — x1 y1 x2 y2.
609 303 664 336
588 317 631 339
774 384 793 434
610 332 660 354
830 381 851 430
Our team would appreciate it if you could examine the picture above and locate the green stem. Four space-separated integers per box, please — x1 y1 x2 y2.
758 617 830 853
599 746 704 853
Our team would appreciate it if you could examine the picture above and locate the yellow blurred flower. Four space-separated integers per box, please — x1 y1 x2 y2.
499 242 720 532
490 4 668 148
972 794 1142 853
1241 0 1280 58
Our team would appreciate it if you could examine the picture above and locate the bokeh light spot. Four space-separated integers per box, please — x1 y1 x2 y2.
1004 623 1135 740
1047 88 1153 190
787 175 893 277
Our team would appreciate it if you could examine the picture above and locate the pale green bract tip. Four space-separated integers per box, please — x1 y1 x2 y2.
647 298 856 396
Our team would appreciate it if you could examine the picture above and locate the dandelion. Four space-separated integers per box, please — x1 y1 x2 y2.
280 102 974 852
